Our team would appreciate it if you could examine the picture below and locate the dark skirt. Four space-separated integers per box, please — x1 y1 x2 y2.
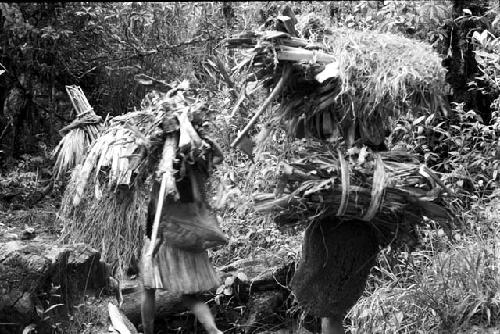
140 237 220 294
290 219 380 318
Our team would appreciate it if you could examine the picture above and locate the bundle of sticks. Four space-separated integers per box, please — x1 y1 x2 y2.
226 13 455 245
254 140 456 246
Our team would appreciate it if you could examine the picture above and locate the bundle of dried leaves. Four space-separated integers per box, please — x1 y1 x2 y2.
254 139 457 246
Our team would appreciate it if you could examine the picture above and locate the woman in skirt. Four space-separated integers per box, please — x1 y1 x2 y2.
290 217 381 334
140 167 227 334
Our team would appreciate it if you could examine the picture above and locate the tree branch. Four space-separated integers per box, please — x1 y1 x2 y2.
231 65 292 149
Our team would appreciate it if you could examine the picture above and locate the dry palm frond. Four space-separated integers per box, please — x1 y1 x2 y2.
71 126 150 206
69 95 191 207
52 128 87 180
52 124 101 180
58 113 102 136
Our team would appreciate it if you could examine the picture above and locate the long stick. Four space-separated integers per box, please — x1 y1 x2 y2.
276 49 337 64
229 84 248 119
149 175 168 254
143 135 178 288
231 65 292 148
108 302 137 334
213 55 237 99
229 81 263 119
142 177 168 289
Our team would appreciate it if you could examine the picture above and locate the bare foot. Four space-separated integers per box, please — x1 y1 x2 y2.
207 330 223 334
321 317 345 334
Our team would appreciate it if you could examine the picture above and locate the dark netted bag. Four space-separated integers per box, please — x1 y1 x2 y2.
154 201 228 252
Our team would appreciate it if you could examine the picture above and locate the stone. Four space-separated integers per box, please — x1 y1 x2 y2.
0 237 109 329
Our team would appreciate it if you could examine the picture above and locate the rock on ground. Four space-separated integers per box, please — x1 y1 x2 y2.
0 235 108 333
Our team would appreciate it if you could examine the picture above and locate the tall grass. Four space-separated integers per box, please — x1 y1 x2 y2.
348 199 500 333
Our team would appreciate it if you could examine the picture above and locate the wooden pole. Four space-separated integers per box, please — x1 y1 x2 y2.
231 66 292 149
143 135 178 288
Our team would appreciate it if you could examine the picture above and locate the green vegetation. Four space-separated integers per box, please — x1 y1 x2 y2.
2 1 500 333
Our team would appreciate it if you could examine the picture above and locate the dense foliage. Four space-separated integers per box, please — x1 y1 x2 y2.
2 1 500 333
0 2 236 158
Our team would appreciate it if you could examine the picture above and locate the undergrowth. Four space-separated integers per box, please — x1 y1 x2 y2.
348 199 500 333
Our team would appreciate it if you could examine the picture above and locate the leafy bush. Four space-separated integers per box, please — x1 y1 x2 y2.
389 102 500 209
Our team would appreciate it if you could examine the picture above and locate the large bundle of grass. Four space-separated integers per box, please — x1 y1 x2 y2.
227 14 456 245
59 82 222 274
227 16 449 147
59 163 147 271
52 85 102 179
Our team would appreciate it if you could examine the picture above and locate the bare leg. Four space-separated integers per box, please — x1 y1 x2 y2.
182 294 222 334
141 287 156 334
321 317 345 334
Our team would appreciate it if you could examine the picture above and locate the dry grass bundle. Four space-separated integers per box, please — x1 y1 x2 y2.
52 86 103 179
316 28 447 142
254 139 456 246
58 83 221 273
226 17 449 146
59 164 148 271
69 90 197 208
52 123 101 180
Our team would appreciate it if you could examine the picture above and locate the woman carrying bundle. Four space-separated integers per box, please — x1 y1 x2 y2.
140 146 227 334
290 218 381 334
